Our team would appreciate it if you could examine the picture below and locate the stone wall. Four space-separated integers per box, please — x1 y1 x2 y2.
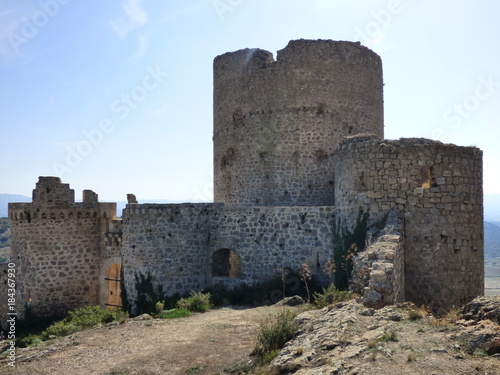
8 177 118 318
334 136 484 312
210 205 335 285
350 211 405 307
121 203 335 313
121 204 216 314
213 39 384 207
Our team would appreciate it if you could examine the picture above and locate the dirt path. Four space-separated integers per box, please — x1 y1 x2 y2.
1 306 282 375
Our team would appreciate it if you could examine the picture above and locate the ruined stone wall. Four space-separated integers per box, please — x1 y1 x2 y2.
350 211 405 307
8 177 118 318
210 205 335 285
121 204 216 314
121 203 335 312
214 39 384 207
334 136 483 312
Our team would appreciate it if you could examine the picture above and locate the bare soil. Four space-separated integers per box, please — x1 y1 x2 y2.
0 306 282 375
2 303 499 375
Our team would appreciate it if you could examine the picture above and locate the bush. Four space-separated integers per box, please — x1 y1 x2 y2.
16 306 129 347
177 291 212 312
158 308 191 319
254 309 298 360
408 309 424 321
313 284 350 308
379 330 398 342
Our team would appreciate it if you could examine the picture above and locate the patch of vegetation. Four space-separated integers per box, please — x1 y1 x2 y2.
158 308 191 319
208 268 319 307
223 363 253 374
0 217 11 245
407 352 417 362
379 330 398 343
473 348 489 357
177 290 212 312
186 366 203 374
132 271 182 316
333 207 369 290
16 306 128 348
313 283 351 308
253 309 298 363
408 309 425 321
108 369 130 375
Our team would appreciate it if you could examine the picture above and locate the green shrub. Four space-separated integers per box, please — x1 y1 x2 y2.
16 306 129 346
313 284 350 308
177 291 212 312
379 330 398 342
158 308 191 319
254 309 298 360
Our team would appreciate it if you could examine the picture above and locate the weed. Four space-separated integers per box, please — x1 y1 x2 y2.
299 263 311 303
369 352 377 361
366 340 378 349
417 327 425 333
408 309 424 321
294 347 304 356
158 308 191 319
407 352 417 362
253 310 298 360
108 369 130 375
17 306 128 348
177 291 212 312
155 301 165 315
313 284 351 308
473 348 488 357
186 366 203 374
379 330 398 342
223 363 252 374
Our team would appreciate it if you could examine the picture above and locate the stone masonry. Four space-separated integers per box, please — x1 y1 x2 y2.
5 39 484 323
214 40 384 207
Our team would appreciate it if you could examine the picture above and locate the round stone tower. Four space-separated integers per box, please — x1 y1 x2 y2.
213 39 384 206
334 136 484 312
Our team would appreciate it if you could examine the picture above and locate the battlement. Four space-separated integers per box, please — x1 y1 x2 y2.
32 176 75 207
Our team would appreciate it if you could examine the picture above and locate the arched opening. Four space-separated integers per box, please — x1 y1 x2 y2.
105 263 122 309
212 249 240 277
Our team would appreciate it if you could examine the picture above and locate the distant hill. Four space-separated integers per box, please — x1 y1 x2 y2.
0 193 31 217
485 221 500 258
484 194 500 222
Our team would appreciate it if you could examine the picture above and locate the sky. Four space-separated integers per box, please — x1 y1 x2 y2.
0 0 499 202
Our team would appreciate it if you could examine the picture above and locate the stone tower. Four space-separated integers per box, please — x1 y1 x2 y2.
8 177 118 319
334 136 484 312
213 39 384 207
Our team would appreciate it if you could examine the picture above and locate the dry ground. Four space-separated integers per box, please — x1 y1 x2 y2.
0 306 283 375
1 303 499 375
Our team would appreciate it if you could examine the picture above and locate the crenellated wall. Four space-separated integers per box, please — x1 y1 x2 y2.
8 177 119 318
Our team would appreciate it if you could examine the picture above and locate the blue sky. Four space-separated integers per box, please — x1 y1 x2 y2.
0 0 499 202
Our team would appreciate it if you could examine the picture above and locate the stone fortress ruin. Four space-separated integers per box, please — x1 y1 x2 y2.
2 39 484 325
